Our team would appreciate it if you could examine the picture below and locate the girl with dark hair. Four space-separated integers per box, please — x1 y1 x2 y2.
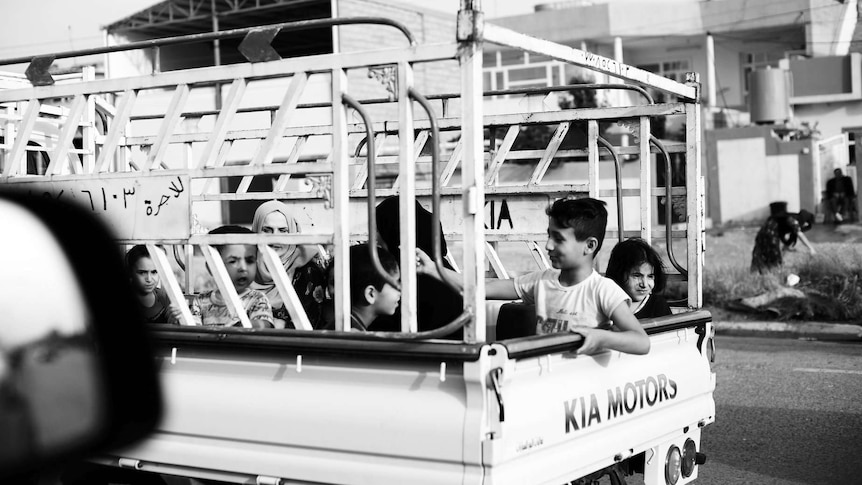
125 245 173 324
605 238 672 319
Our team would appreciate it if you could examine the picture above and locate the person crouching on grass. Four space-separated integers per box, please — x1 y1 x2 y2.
417 197 649 355
190 225 274 328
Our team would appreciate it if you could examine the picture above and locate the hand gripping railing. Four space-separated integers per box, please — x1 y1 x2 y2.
650 135 687 277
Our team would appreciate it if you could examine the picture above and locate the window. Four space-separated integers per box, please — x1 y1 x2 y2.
635 59 690 83
635 59 691 102
482 49 566 92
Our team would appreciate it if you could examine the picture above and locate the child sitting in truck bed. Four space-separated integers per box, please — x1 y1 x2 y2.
321 243 401 331
191 225 274 329
418 197 649 355
605 238 672 319
125 245 173 324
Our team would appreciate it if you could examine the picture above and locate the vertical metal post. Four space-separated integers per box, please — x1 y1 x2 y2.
330 0 340 54
82 66 96 173
185 244 194 296
587 120 599 198
152 46 161 74
332 68 351 331
639 116 652 242
211 0 222 111
458 0 486 343
685 74 704 309
613 36 625 109
398 61 418 333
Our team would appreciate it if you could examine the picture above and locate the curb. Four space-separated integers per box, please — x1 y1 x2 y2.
714 321 862 342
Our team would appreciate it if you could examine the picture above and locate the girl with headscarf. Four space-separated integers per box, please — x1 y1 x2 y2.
252 200 328 329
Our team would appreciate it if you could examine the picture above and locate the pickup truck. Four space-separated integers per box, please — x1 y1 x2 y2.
0 3 714 484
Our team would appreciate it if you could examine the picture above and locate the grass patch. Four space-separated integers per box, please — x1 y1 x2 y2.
704 227 862 323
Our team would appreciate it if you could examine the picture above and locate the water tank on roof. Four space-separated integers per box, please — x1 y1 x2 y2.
748 68 790 124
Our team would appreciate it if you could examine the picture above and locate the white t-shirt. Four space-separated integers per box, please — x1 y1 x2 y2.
514 269 630 335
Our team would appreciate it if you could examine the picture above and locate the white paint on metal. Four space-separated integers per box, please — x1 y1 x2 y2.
3 98 40 177
398 61 418 333
483 23 697 100
97 90 137 173
238 71 309 193
198 78 247 169
147 244 195 326
15 174 191 240
639 116 652 242
143 83 189 171
47 93 86 175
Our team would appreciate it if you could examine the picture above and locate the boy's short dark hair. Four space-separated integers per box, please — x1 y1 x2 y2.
208 225 253 254
605 238 667 293
349 243 398 305
125 244 151 272
547 197 608 253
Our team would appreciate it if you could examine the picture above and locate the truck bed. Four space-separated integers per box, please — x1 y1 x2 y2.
103 311 715 485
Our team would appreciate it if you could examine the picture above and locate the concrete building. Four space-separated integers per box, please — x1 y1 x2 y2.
486 0 862 224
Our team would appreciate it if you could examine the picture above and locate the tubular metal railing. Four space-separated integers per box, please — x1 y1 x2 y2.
341 93 401 293
0 17 416 83
650 134 687 277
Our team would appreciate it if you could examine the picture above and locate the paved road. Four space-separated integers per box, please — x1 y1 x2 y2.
694 335 862 485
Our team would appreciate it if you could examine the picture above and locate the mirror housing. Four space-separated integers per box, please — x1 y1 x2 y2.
0 188 161 478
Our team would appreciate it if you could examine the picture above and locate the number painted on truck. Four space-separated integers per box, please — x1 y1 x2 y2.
13 173 191 240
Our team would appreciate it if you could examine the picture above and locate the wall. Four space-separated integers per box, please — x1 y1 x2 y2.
706 126 817 224
793 99 862 139
337 0 459 100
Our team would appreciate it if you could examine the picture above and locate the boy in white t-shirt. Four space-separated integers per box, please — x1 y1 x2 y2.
417 197 649 355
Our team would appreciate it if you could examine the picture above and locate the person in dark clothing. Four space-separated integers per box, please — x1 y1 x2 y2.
605 238 672 319
825 168 856 222
750 208 816 273
368 196 464 337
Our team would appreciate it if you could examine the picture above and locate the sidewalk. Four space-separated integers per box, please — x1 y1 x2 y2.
713 319 862 341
